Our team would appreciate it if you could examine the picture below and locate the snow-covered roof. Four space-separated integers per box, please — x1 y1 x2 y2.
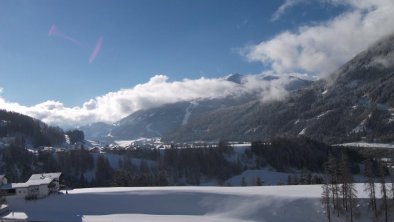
29 172 61 181
5 178 53 189
0 172 61 190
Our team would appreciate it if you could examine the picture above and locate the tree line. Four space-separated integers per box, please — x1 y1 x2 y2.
251 137 363 173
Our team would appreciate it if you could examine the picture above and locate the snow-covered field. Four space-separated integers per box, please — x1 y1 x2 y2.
335 142 394 149
3 184 385 222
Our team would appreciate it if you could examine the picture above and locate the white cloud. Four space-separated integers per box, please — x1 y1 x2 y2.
245 0 394 77
242 74 293 102
0 74 297 127
0 87 3 94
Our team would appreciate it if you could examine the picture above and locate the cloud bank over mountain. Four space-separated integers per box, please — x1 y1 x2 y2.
244 0 394 77
0 74 297 127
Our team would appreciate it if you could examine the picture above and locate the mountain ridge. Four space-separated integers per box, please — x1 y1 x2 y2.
164 34 394 143
81 74 313 141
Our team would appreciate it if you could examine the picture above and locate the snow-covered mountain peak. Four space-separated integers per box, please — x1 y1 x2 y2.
224 73 244 84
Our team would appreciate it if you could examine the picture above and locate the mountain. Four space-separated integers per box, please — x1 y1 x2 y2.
0 110 66 147
165 34 394 143
225 73 313 91
81 96 258 141
225 73 244 84
79 122 114 142
81 74 313 141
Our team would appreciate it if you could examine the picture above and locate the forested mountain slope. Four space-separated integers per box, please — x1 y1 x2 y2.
165 35 394 143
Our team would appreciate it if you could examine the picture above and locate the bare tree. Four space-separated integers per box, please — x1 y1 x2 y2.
347 181 358 222
321 178 331 222
339 153 357 222
364 157 378 217
325 155 340 217
339 154 350 212
379 163 389 222
390 157 394 201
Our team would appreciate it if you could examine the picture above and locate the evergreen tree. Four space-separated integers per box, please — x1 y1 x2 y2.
95 155 114 187
241 176 246 186
65 129 85 144
287 175 293 185
293 175 299 185
255 177 263 186
79 174 87 188
156 170 169 186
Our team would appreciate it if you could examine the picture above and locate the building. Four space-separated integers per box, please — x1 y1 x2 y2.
0 173 62 199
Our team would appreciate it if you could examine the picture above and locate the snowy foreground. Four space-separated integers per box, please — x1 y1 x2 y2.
3 184 385 222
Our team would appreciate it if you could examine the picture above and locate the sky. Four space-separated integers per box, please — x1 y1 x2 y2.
0 0 394 127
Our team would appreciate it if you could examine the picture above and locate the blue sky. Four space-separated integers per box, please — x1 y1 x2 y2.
0 0 344 106
1 0 393 127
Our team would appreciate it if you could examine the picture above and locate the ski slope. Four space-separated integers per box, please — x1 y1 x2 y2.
3 184 385 222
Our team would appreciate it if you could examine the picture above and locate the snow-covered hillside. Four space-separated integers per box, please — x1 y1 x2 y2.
4 184 389 222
